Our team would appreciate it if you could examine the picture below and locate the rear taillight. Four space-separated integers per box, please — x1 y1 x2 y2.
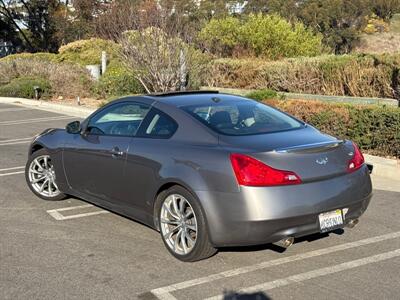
347 142 365 172
230 153 302 186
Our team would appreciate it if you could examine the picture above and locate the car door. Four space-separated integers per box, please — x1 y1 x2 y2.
63 101 151 204
118 107 179 220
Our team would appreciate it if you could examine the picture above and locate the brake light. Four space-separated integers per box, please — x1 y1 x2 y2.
230 153 302 186
347 142 365 172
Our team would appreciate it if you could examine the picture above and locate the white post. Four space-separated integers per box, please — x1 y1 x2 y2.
101 51 107 75
179 49 187 91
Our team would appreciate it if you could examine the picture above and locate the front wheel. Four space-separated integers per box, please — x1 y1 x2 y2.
25 148 66 201
157 186 217 262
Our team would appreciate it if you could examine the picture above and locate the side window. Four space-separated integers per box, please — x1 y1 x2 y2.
87 102 150 136
138 109 178 139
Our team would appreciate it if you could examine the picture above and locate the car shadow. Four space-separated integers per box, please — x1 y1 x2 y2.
219 229 344 254
223 291 271 300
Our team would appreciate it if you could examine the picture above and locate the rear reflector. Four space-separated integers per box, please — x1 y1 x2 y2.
347 142 365 172
230 153 302 186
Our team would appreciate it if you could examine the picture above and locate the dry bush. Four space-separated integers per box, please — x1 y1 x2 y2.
0 58 93 98
205 58 267 88
208 54 398 98
118 6 209 93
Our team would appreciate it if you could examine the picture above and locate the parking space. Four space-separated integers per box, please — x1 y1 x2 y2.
0 102 399 300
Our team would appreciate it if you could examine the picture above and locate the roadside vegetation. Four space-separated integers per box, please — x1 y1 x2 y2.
0 1 399 157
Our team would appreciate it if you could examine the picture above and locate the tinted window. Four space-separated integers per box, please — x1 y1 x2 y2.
87 102 150 136
181 99 302 136
138 109 178 138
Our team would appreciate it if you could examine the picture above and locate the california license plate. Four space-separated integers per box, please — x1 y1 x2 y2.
319 209 343 232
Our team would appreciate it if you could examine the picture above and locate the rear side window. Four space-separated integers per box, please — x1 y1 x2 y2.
137 108 178 139
181 99 302 136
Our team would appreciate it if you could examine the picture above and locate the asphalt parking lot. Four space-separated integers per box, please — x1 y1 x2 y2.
1 102 399 300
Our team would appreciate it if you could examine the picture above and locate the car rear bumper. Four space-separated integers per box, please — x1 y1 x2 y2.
197 165 372 247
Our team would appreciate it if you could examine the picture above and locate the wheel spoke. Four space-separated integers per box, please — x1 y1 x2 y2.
34 160 43 171
52 180 59 190
48 181 52 196
181 230 188 254
187 224 197 232
185 209 193 219
44 156 48 169
163 202 179 220
184 230 195 245
163 224 181 240
31 176 46 183
174 228 182 252
39 179 49 192
179 198 185 213
172 195 180 217
160 218 180 225
29 168 42 175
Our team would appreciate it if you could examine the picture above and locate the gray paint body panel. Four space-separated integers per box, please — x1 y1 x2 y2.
28 94 373 247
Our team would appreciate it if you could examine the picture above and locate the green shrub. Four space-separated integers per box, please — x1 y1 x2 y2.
265 99 400 158
246 89 278 101
93 63 144 97
0 77 51 99
198 16 242 56
199 13 325 59
58 38 121 66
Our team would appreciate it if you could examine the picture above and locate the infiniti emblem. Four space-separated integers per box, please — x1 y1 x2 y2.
316 157 329 165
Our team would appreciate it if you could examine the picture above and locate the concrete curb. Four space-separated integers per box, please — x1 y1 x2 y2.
0 97 94 118
1 97 399 181
364 154 400 180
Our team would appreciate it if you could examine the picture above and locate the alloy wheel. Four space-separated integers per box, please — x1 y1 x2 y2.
28 155 60 198
160 194 198 255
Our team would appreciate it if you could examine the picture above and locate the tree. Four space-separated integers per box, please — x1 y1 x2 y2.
199 13 324 59
0 0 35 51
198 16 242 56
370 0 400 20
118 6 207 92
263 0 370 54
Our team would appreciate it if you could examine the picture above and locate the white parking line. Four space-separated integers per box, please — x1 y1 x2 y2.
151 231 400 300
0 171 25 177
47 204 109 220
0 116 73 126
0 137 33 146
0 166 25 177
206 248 400 300
0 166 24 172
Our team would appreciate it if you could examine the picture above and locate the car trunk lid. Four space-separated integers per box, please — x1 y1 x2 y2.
220 126 355 182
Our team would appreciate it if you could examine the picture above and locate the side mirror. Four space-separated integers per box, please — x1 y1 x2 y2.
66 121 81 134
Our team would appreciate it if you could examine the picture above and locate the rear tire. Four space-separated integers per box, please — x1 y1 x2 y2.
157 185 217 262
25 148 66 201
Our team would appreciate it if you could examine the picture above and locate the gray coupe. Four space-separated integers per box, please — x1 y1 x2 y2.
25 91 372 261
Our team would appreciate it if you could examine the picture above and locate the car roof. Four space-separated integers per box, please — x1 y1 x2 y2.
107 91 252 110
145 91 250 107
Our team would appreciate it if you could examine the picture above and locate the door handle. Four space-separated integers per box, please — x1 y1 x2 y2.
110 147 124 157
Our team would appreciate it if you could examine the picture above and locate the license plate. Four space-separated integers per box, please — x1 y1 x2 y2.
319 209 343 232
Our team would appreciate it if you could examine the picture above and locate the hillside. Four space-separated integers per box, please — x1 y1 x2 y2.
355 14 400 54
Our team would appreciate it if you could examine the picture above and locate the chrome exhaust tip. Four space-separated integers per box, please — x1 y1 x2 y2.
273 237 294 249
346 218 359 228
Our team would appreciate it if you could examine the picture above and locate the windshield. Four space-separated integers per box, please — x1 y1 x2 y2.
181 99 303 136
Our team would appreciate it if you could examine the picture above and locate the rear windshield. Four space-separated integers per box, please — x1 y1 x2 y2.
181 99 303 136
